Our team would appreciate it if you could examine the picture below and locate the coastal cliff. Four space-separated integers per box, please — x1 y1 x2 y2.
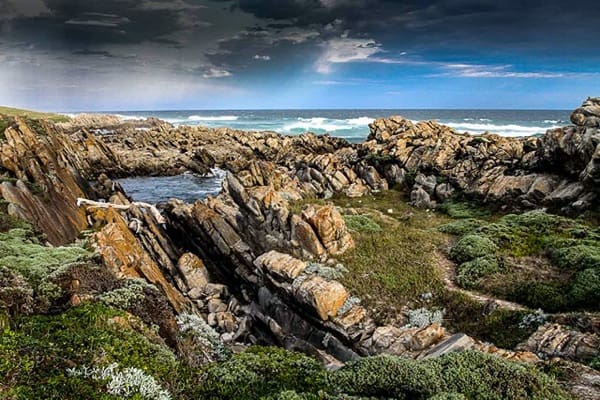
0 99 598 399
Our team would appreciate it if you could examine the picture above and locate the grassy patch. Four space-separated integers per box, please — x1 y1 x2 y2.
443 210 600 312
441 290 538 348
0 106 70 123
439 200 492 219
343 214 382 233
329 191 450 323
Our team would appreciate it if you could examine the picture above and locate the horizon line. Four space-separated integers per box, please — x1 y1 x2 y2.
57 107 574 113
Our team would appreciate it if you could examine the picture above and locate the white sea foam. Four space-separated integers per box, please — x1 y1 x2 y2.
443 121 560 137
281 116 374 133
187 115 239 121
114 114 145 121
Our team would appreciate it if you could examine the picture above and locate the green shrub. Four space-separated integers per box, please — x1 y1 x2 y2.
549 245 600 271
438 219 485 236
501 212 572 233
331 355 442 399
330 351 568 400
511 282 568 312
196 346 327 400
570 268 600 308
0 303 182 399
0 228 90 285
99 280 154 309
450 235 498 263
343 214 382 233
456 256 502 289
0 267 34 316
589 357 600 371
432 351 567 400
472 222 519 248
439 201 491 219
428 394 467 400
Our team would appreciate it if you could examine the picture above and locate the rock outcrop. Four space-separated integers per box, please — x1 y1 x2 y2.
571 97 600 127
364 107 598 212
517 323 600 362
0 118 117 244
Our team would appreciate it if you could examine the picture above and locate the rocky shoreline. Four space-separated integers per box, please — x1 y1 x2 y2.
0 98 599 399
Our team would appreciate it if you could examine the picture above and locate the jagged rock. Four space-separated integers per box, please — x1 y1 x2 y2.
422 333 476 358
435 183 455 201
254 250 307 282
549 359 600 400
217 311 236 332
188 288 204 300
208 299 227 314
571 97 600 127
409 323 445 351
302 205 354 256
295 276 349 320
415 174 437 195
0 118 100 244
345 182 369 198
291 215 327 258
365 100 599 211
410 186 436 209
517 323 600 362
90 207 187 312
203 283 227 299
384 164 406 185
177 253 210 291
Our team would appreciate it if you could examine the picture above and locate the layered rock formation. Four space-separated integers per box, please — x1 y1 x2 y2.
1 99 599 396
365 112 598 213
0 117 117 244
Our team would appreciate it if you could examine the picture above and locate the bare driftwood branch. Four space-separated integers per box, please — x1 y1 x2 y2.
76 198 166 224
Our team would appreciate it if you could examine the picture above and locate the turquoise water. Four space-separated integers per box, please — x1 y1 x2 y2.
101 109 570 142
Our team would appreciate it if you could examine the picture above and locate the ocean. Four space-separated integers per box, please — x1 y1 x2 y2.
105 109 571 143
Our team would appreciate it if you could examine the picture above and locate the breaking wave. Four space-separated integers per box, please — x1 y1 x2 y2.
443 122 560 137
187 115 239 121
280 116 374 133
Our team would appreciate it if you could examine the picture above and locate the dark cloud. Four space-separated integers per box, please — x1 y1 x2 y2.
0 0 598 110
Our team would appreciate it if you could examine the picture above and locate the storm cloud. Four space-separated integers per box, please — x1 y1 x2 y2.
0 0 598 110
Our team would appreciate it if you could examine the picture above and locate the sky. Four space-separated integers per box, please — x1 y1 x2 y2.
0 0 599 111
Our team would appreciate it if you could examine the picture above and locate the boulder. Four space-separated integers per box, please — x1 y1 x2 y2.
422 333 476 358
254 250 307 282
295 276 349 320
410 186 436 209
177 253 210 291
571 97 600 127
415 174 437 195
302 205 354 256
517 323 600 362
